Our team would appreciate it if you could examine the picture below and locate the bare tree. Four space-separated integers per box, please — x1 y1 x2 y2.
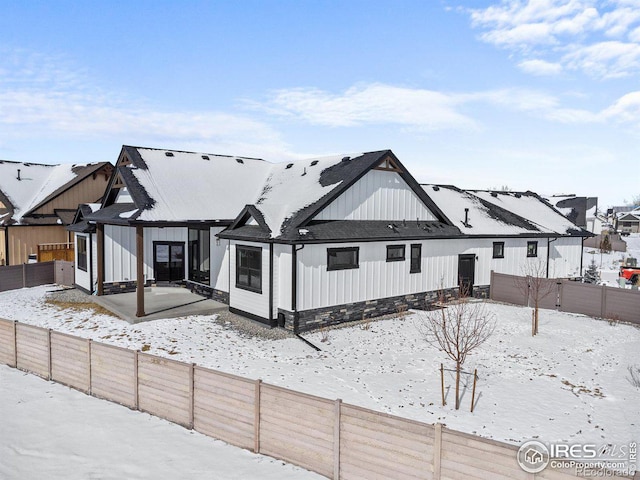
514 260 556 336
417 290 495 410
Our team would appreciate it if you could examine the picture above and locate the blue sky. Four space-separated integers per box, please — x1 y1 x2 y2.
1 0 639 208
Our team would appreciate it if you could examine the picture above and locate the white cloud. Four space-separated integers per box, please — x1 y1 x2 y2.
256 83 476 131
467 0 640 78
518 58 564 75
601 91 640 123
0 50 288 155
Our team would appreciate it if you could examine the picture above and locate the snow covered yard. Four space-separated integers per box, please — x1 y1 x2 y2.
0 284 638 449
0 365 322 480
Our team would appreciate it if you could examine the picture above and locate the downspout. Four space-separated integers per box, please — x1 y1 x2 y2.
546 237 558 278
580 237 585 277
88 232 94 294
291 244 305 333
268 243 274 327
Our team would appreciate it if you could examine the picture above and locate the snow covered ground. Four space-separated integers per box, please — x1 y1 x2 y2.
0 365 322 480
0 234 638 477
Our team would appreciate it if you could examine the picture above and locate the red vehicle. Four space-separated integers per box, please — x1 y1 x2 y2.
620 266 640 283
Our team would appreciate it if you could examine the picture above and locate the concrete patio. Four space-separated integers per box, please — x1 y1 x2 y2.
92 287 227 323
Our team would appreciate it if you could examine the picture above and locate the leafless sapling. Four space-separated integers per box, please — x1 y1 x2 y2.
417 289 495 410
514 260 556 336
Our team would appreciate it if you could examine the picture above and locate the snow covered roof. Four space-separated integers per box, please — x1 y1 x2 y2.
0 160 111 225
99 146 441 239
422 185 544 235
470 190 587 236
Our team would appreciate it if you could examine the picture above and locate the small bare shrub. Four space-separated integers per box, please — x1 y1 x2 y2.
360 312 371 331
320 327 330 343
627 365 640 389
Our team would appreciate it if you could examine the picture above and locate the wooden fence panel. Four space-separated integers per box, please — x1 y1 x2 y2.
24 261 55 287
440 428 527 480
259 384 334 479
560 281 602 318
15 323 49 378
0 265 24 292
54 260 75 286
490 272 527 306
90 342 137 408
193 367 255 450
50 331 90 393
0 319 16 367
137 353 192 427
340 403 433 480
603 287 640 324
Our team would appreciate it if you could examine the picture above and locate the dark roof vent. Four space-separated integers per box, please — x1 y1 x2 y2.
202 155 210 160
165 152 174 157
17 169 21 181
515 193 522 198
341 156 350 163
491 192 498 197
310 160 319 166
432 186 439 191
285 163 293 169
236 158 244 164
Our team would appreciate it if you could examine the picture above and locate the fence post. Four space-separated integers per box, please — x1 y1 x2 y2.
134 350 139 410
189 363 195 430
334 398 342 480
22 263 26 289
600 285 607 319
12 320 17 368
87 339 92 395
254 379 261 453
47 329 52 380
434 423 442 480
489 270 494 300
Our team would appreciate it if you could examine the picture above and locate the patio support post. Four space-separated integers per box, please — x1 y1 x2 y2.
136 225 145 317
96 224 104 296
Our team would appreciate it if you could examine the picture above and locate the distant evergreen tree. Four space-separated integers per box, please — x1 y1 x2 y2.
600 234 612 254
583 259 600 284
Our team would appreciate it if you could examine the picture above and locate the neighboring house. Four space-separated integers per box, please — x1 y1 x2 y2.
70 146 590 332
0 160 113 265
616 209 640 234
545 195 602 233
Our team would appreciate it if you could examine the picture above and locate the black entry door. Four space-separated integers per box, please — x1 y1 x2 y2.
154 242 185 283
458 254 475 296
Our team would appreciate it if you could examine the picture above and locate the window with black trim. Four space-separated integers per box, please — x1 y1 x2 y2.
189 228 211 284
410 244 421 273
327 247 359 271
493 242 505 259
77 236 87 272
386 245 405 262
527 241 538 257
236 245 262 293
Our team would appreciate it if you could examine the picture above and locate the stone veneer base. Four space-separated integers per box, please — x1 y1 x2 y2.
278 285 490 333
186 281 229 305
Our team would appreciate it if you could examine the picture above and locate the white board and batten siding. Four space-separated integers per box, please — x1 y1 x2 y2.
315 170 436 222
549 236 583 278
104 225 187 283
229 240 271 320
296 238 564 311
210 227 229 292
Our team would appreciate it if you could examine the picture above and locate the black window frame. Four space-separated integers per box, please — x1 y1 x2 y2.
188 227 211 284
527 241 538 258
410 244 421 273
236 245 262 293
327 247 359 271
77 236 88 272
492 242 505 259
386 244 406 262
